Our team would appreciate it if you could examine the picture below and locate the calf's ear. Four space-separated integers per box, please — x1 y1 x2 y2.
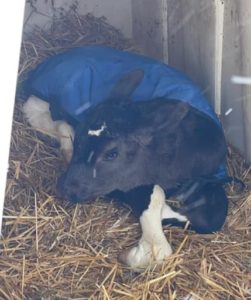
155 101 190 131
108 69 144 104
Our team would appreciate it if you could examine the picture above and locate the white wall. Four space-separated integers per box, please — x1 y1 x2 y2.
0 2 25 234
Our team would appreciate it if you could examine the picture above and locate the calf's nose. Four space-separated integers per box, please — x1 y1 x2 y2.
56 173 82 203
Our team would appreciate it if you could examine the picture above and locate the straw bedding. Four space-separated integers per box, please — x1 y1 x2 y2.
1 9 250 300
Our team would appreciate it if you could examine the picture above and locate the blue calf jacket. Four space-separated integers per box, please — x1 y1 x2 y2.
25 45 227 178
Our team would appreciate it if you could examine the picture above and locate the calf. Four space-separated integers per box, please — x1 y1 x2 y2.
55 90 228 268
23 46 229 269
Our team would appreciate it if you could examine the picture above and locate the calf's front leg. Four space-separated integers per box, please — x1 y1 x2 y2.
119 185 172 270
23 95 74 162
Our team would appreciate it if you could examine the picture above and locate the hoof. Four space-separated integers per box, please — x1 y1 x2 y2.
118 240 172 271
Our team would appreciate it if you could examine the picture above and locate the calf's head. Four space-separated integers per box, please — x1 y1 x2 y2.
58 69 156 202
58 126 154 202
57 69 222 203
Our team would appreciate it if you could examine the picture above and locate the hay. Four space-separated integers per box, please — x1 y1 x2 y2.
18 11 137 91
1 8 251 300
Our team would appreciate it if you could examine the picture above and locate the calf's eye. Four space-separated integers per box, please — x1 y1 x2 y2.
104 149 118 161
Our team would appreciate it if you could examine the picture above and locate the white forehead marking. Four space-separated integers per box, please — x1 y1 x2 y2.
93 168 97 178
88 122 107 136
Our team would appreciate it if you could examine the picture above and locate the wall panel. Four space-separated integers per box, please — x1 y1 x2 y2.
167 0 217 108
132 0 168 60
221 1 245 156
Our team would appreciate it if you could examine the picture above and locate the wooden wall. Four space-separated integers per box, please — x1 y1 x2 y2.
133 0 251 161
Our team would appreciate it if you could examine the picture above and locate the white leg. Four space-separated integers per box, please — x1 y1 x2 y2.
55 121 75 163
161 203 188 222
119 185 172 270
23 95 74 162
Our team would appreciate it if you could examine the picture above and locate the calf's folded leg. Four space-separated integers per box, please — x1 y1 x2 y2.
119 185 172 270
23 95 74 162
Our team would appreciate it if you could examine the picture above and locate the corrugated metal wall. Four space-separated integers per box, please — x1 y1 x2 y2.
24 0 251 161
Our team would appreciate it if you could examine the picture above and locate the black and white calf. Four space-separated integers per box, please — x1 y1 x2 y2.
23 53 228 270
